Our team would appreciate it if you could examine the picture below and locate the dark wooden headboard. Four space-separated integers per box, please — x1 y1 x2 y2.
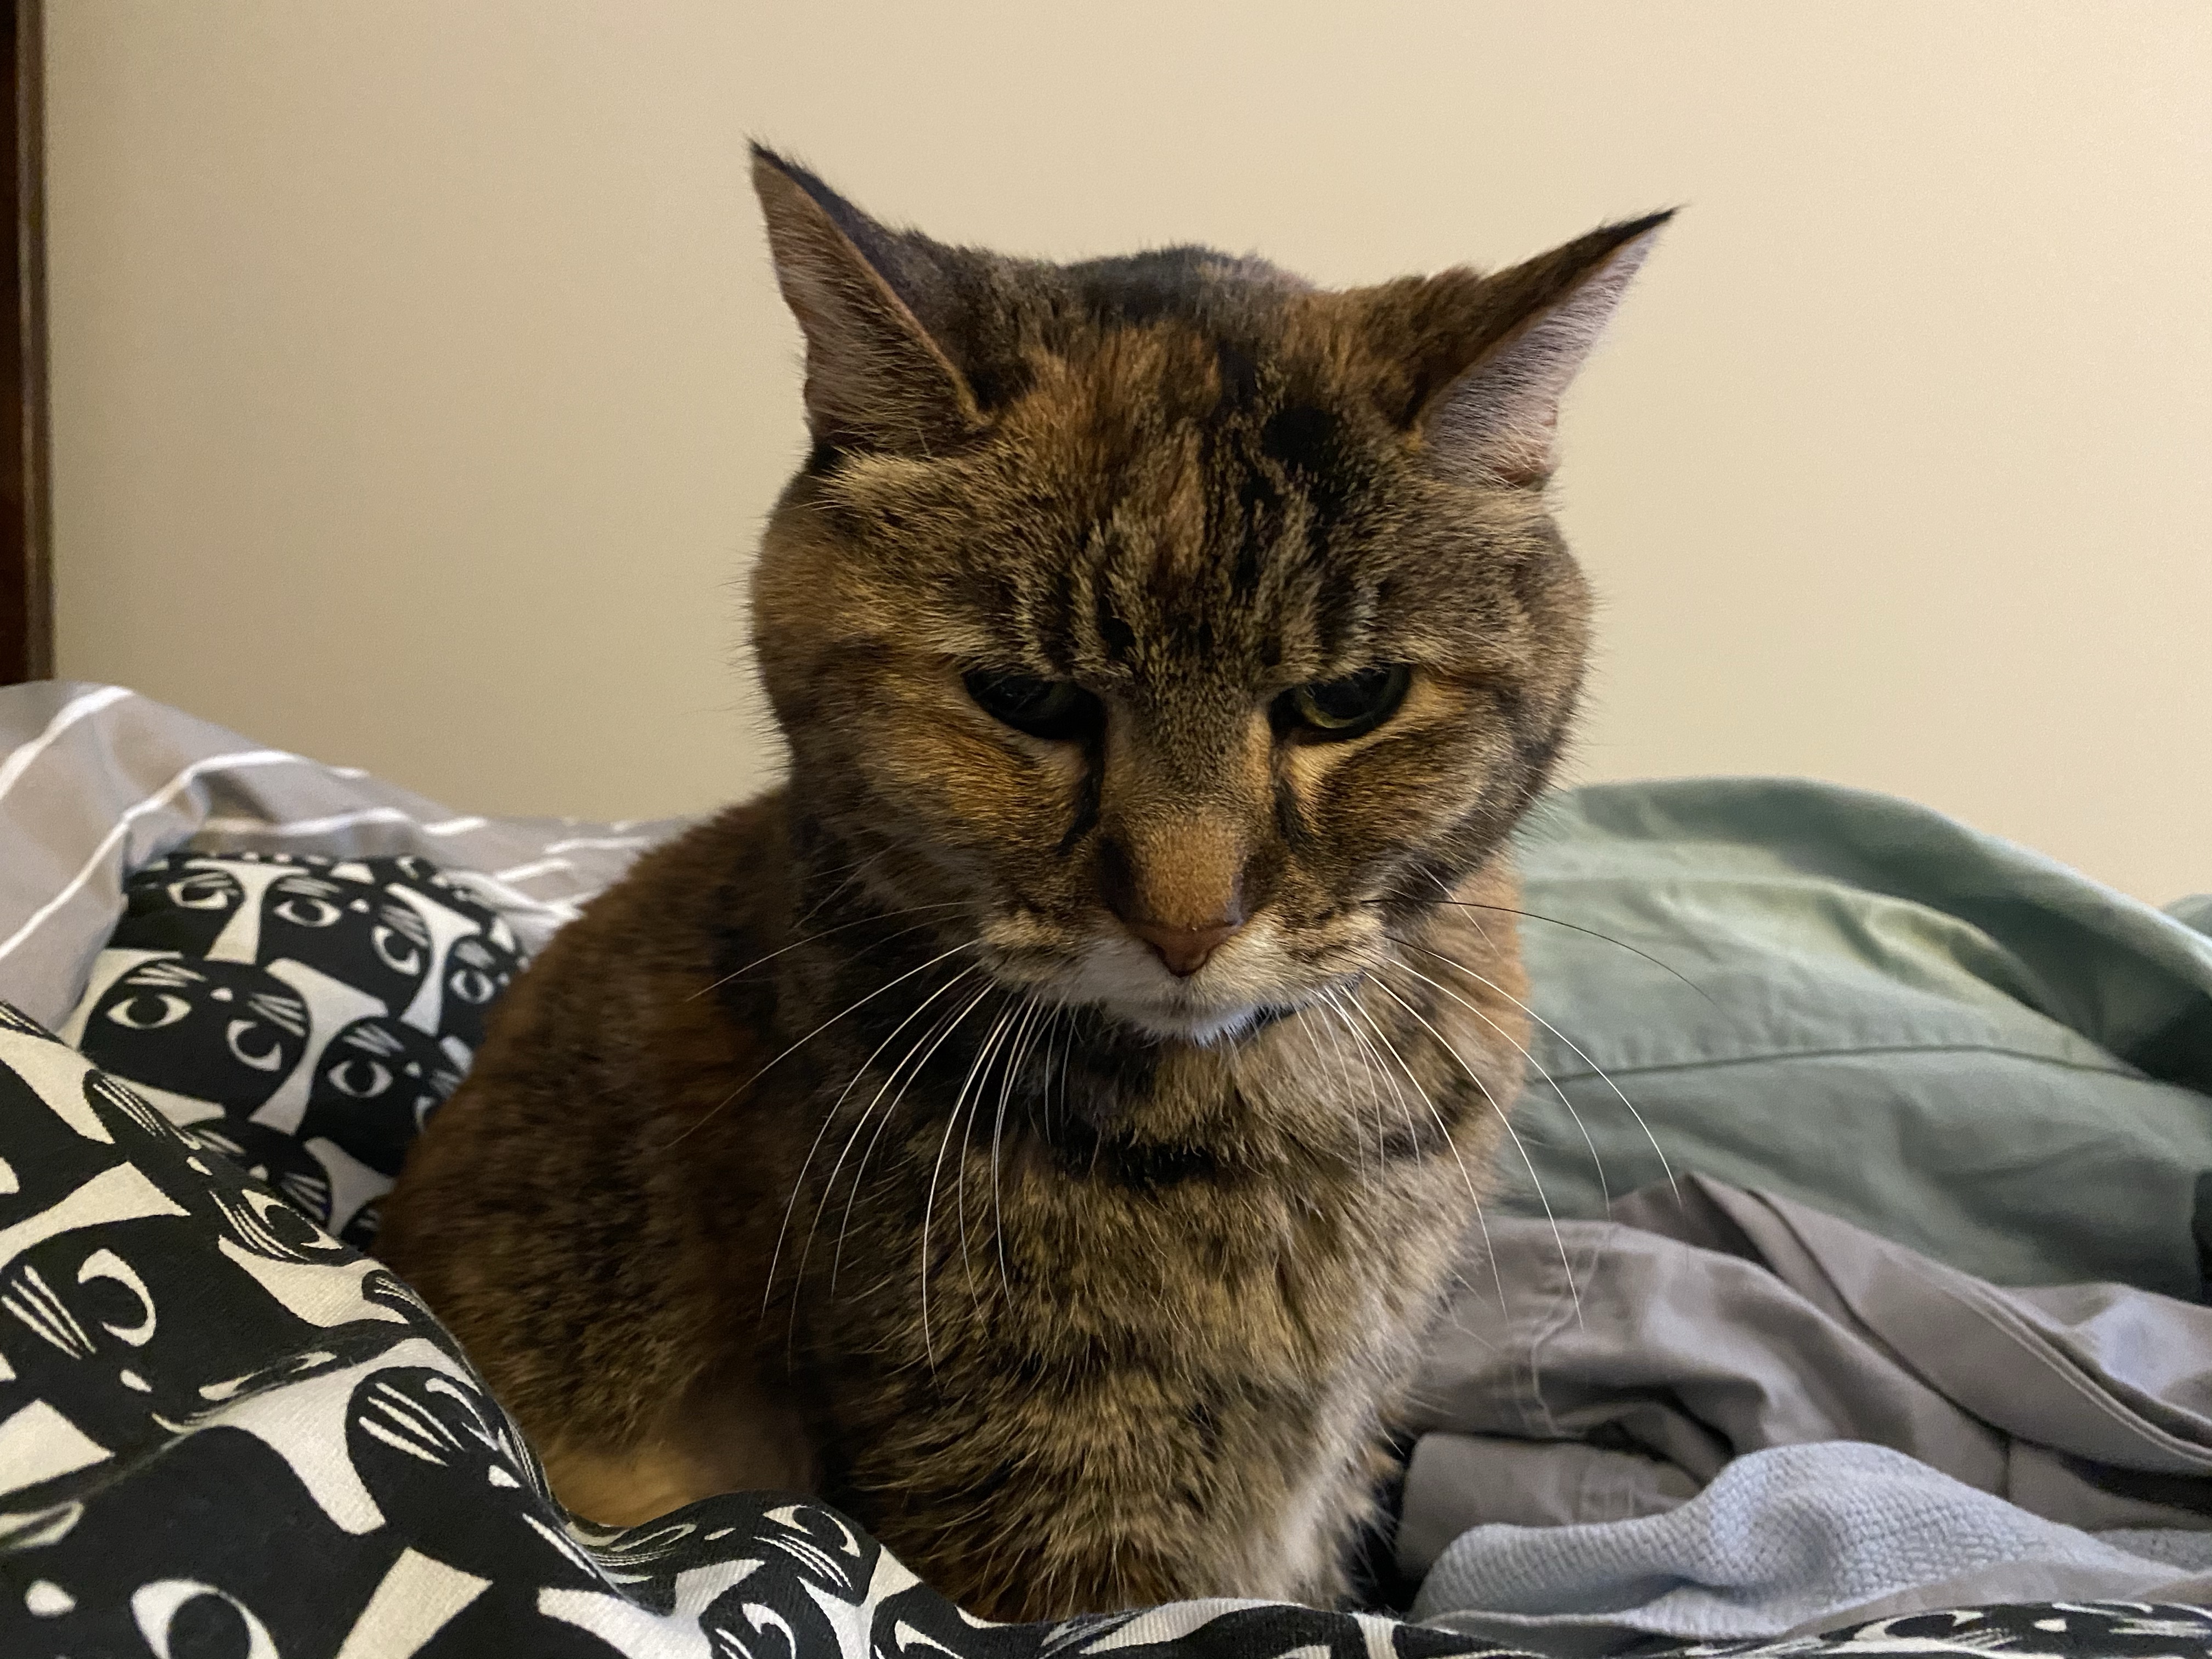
0 0 45 686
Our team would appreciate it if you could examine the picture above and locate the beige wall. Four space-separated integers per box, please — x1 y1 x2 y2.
47 1 2212 902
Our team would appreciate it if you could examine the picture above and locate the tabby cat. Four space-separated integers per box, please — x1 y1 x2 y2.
379 146 1663 1621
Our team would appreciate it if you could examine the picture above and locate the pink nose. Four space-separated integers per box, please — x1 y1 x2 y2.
1124 918 1243 977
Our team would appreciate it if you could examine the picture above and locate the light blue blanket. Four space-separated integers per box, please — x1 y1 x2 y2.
1417 1442 2212 1654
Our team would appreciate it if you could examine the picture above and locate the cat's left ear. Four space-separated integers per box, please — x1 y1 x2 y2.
1365 211 1672 487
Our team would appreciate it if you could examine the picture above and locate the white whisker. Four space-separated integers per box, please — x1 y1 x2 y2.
1380 951 1613 1210
1339 985 1514 1311
672 936 981 1152
791 965 986 1312
988 997 1052 1301
924 995 1024 1364
762 946 983 1315
1305 997 1387 1176
830 980 998 1293
1408 938 1679 1206
1363 967 1582 1327
685 902 968 1003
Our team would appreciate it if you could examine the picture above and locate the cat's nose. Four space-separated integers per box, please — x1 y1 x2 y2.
1097 827 1250 975
1122 917 1243 977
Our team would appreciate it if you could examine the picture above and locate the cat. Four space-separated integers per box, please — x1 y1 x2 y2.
378 145 1664 1622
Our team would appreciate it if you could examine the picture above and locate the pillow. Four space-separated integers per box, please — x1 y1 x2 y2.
58 850 524 1247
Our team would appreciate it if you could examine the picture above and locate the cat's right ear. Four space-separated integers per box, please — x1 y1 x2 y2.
1359 211 1671 488
751 146 984 458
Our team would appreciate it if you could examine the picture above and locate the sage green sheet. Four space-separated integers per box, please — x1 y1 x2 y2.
1507 780 2212 1298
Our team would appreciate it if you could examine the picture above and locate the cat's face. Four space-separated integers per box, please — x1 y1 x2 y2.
748 152 1659 1043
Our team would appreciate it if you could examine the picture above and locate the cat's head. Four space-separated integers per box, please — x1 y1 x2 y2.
748 148 1663 1043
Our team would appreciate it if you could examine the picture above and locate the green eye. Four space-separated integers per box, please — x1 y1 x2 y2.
1280 663 1411 742
963 670 1098 741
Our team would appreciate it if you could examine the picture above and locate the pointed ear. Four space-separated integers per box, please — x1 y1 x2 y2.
1367 211 1671 487
750 145 984 458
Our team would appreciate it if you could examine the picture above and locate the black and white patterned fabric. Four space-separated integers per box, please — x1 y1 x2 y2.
57 851 523 1249
4 854 2211 1655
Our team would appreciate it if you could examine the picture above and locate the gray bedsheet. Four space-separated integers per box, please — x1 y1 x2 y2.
0 681 679 1028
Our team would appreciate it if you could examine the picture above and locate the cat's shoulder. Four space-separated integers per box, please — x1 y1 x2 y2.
531 791 793 996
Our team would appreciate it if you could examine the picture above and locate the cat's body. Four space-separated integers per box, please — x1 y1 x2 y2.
386 799 1527 1612
380 149 1662 1621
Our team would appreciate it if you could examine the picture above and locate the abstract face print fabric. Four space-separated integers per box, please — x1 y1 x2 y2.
2 859 2211 1655
57 852 522 1250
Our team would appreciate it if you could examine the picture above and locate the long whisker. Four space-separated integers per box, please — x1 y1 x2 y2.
685 902 969 1002
772 956 984 1338
1322 986 1505 1319
1318 990 1412 1180
926 995 1024 1362
1312 992 1390 1174
1055 1002 1090 1178
1374 950 1614 1211
1405 872 1720 1012
990 997 1052 1300
1407 938 1680 1206
787 962 985 1312
1339 985 1509 1276
962 990 1044 1299
1318 1000 1389 1186
668 936 980 1152
1290 1008 1370 1181
831 980 999 1293
813 981 984 1296
957 999 1025 1307
952 1001 1023 1294
789 848 884 931
1308 991 1497 1316
1342 986 1472 1194
1322 990 1414 1160
1361 967 1583 1326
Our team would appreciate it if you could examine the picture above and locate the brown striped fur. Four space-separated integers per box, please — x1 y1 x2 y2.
379 149 1664 1621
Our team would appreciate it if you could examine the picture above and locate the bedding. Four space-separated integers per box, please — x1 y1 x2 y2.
1506 781 2212 1297
0 1006 2205 1659
1400 1175 2212 1646
3 679 2211 1657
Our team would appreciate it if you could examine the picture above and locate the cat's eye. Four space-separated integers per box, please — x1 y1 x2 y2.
328 1057 393 1099
372 924 424 975
963 670 1099 741
1278 663 1412 742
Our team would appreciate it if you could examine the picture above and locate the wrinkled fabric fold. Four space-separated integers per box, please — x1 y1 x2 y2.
1403 1174 2212 1646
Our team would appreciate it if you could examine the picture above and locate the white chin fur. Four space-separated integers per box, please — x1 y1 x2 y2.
1118 1003 1263 1046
